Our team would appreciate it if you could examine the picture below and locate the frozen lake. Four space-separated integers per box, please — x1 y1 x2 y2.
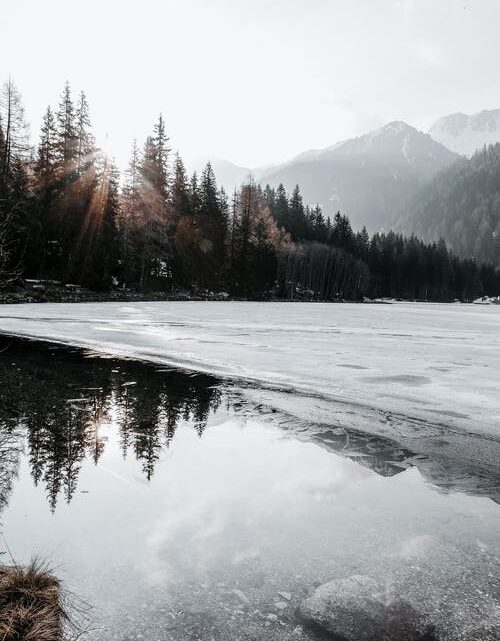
0 302 499 639
0 338 499 640
0 301 499 437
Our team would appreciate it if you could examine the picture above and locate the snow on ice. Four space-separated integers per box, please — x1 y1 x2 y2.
0 301 498 437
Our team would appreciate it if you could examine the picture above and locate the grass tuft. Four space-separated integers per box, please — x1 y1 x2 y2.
0 560 67 641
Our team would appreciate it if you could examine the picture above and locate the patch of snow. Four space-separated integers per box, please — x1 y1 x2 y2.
429 108 500 156
473 296 500 305
402 134 411 163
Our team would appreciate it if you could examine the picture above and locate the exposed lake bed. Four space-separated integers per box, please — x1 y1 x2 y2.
0 302 499 640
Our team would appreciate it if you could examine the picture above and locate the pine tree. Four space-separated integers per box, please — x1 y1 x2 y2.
263 184 276 216
171 153 190 221
355 226 370 261
55 81 77 170
288 184 306 240
0 78 29 193
152 113 170 199
36 106 58 178
200 162 226 279
230 180 286 295
118 139 142 287
136 134 171 290
81 154 119 289
200 163 218 215
189 172 200 214
331 212 354 252
274 183 289 229
75 90 95 174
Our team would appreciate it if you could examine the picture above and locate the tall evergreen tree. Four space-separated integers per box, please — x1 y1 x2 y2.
199 162 226 284
36 106 58 178
55 81 77 170
152 113 170 199
288 184 306 240
274 183 289 229
189 172 201 214
171 153 190 221
0 78 29 193
118 139 142 287
75 90 95 174
79 154 119 289
136 134 171 290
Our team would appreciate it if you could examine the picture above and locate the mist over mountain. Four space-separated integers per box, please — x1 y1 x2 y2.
186 157 253 195
255 122 458 231
429 108 500 157
397 143 500 265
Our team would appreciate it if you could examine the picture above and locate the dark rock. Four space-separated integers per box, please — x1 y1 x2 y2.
296 575 437 641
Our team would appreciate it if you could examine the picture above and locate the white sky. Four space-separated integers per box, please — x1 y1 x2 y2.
2 0 500 169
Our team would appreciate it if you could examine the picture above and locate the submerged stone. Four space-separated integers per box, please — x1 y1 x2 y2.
296 575 436 641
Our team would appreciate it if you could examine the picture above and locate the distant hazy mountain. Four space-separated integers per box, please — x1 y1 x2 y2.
397 143 500 264
429 108 500 156
258 121 458 231
187 157 254 194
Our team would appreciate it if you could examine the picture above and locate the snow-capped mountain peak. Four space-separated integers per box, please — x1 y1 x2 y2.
328 121 455 169
429 108 500 156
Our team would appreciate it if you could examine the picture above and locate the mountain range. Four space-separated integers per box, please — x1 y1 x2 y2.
257 121 458 231
198 108 500 262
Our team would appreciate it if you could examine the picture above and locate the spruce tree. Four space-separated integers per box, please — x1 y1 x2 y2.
55 81 76 170
171 153 190 221
189 172 200 214
36 106 58 178
274 183 289 229
119 139 142 287
288 184 307 240
75 90 95 174
197 162 226 286
152 113 170 199
82 155 119 289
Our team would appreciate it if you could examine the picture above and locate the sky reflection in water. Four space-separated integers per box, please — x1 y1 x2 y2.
0 339 499 640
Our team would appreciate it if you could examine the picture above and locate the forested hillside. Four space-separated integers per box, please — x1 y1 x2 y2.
258 122 458 230
399 143 500 265
1 79 499 302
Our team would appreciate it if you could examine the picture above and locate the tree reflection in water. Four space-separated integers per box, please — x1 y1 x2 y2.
1 337 498 516
0 338 222 511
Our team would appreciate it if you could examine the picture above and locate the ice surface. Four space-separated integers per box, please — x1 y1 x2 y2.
0 301 499 437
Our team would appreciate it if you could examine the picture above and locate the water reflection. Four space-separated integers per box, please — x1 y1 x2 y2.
0 428 21 514
0 338 499 640
1 337 499 517
0 338 221 510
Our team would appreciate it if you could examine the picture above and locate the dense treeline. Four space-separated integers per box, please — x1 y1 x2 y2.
399 143 500 265
263 185 498 300
1 79 498 301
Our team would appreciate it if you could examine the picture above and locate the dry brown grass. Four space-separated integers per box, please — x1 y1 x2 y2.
0 561 67 641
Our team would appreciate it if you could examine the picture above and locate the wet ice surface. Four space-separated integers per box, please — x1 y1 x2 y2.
0 301 499 438
0 340 499 640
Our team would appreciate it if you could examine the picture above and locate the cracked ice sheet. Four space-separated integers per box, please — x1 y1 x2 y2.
0 301 499 437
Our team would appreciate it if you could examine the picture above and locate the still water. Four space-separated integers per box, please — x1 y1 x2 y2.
0 338 499 640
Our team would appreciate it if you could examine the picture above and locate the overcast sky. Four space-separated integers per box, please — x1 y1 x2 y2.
2 0 500 169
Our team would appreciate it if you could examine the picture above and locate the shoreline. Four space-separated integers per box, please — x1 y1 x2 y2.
0 285 490 306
